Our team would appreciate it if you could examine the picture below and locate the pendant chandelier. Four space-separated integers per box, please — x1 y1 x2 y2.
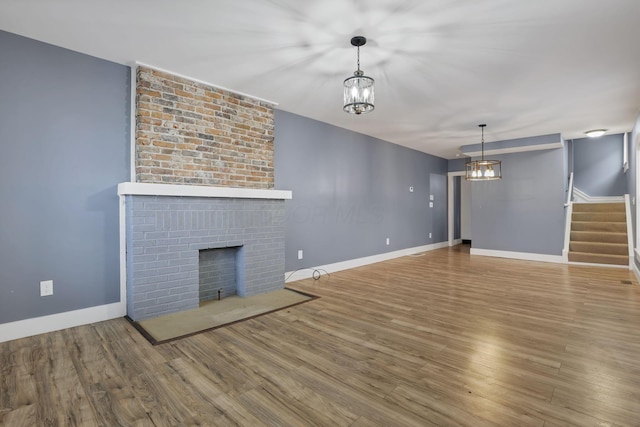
466 124 502 181
343 36 374 115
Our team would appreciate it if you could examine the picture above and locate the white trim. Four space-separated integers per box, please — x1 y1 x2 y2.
451 239 463 246
118 182 292 200
562 201 573 262
567 261 629 269
462 141 563 157
0 302 125 343
625 194 634 269
470 248 565 264
635 247 640 264
447 171 466 246
285 242 450 282
632 257 640 284
564 172 574 207
119 195 128 316
573 187 625 203
623 133 629 173
129 62 137 182
136 62 278 106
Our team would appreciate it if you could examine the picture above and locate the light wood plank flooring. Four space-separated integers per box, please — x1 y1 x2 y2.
2 245 640 426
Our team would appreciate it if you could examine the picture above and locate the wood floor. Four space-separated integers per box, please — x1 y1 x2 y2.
2 245 640 426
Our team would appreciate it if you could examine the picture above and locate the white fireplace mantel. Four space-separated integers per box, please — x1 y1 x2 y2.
118 182 292 200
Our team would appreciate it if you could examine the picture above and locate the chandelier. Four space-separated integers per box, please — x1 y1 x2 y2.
466 124 502 181
343 36 374 115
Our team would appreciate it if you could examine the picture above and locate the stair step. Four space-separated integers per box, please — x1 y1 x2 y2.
571 212 626 223
569 241 628 256
571 221 627 232
570 230 628 244
568 251 629 266
572 202 625 213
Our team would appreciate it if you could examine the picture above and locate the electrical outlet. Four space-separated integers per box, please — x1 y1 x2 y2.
386 237 390 245
429 202 433 208
429 233 432 238
297 250 303 260
40 280 53 296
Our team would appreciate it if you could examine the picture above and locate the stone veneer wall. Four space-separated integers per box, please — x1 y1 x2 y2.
126 196 285 321
136 66 274 188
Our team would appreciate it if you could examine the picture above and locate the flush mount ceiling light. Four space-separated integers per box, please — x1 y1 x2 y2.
585 129 607 138
466 124 502 181
343 36 374 115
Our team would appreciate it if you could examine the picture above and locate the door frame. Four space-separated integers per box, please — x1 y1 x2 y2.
447 171 466 246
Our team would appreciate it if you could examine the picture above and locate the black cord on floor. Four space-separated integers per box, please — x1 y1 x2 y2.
285 268 330 282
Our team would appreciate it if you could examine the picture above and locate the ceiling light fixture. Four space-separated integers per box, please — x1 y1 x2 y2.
343 36 374 115
585 129 607 138
466 124 502 181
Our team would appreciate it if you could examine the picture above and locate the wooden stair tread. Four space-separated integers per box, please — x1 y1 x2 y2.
571 221 627 232
569 241 628 256
572 212 626 222
570 230 627 244
568 251 629 266
572 202 625 213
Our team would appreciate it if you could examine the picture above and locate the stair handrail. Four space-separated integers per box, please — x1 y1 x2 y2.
564 172 574 207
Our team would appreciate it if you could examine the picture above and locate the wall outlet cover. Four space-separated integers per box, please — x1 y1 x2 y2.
297 250 303 260
40 280 53 296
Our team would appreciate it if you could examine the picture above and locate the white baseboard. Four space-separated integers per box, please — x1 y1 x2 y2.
470 248 565 264
450 239 462 246
285 241 450 282
567 261 629 269
631 258 640 283
0 302 125 344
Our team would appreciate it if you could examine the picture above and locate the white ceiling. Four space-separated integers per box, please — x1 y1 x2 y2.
1 0 639 159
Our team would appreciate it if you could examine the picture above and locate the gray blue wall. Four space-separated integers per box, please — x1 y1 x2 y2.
573 134 627 196
471 148 566 255
0 31 130 324
274 110 448 271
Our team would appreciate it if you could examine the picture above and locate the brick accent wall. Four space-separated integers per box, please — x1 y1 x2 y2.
136 67 274 188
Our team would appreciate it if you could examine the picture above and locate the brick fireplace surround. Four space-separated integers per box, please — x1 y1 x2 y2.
119 184 291 321
120 66 291 321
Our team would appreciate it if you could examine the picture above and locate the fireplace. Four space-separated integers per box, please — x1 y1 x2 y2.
118 183 292 321
199 246 242 302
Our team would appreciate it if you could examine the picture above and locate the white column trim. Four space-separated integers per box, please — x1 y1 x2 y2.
129 62 137 183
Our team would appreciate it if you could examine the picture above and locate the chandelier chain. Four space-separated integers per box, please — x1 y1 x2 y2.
357 46 361 71
481 125 484 160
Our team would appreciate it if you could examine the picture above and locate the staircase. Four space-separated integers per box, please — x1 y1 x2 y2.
568 202 628 266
